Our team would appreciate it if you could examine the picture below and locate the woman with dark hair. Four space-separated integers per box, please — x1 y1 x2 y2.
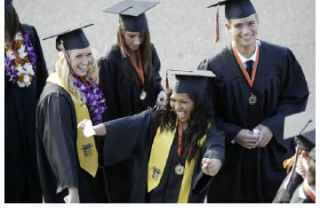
4 0 48 202
98 1 165 202
78 70 225 203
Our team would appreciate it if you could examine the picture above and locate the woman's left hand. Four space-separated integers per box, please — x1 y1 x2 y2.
156 90 167 107
201 158 222 176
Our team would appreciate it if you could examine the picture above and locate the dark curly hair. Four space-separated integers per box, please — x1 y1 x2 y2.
158 89 214 161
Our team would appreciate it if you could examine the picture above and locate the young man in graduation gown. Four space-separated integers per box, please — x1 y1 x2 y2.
273 129 315 203
5 0 48 202
98 1 165 202
78 70 225 203
198 0 309 202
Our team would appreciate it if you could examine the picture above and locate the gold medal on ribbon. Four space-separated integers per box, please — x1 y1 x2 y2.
248 92 257 105
175 163 184 175
140 89 147 100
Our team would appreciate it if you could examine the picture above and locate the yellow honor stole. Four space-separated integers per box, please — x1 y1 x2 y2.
47 73 98 177
147 125 207 203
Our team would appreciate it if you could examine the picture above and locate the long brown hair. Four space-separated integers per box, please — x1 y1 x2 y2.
5 5 23 42
117 25 154 85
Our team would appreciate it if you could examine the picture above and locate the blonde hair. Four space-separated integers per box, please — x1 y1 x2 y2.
54 48 99 105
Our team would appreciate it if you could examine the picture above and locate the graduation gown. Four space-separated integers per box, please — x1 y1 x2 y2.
103 108 225 203
36 82 107 203
5 24 48 203
273 169 303 203
199 40 309 202
98 44 162 120
98 44 162 202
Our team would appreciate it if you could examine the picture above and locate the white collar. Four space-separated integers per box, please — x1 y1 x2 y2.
236 41 260 64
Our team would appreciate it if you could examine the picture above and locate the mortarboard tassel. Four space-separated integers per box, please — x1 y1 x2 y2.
165 70 169 90
214 5 220 43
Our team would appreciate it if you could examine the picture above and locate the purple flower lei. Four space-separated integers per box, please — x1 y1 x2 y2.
4 31 37 86
74 78 107 125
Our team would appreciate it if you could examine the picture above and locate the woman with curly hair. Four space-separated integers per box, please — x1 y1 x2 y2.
5 0 48 203
78 70 225 203
36 25 107 203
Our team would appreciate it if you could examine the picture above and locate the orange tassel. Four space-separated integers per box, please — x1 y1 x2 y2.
282 155 296 174
214 5 220 43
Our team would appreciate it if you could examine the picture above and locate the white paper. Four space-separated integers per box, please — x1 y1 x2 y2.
83 120 96 138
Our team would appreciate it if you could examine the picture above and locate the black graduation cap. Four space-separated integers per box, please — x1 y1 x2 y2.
296 130 315 151
207 0 256 42
5 0 13 8
167 69 216 94
207 0 256 19
103 0 159 32
283 110 315 151
43 24 93 51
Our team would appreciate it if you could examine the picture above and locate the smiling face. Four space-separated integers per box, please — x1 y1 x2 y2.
170 92 194 126
68 47 92 77
225 14 258 51
122 30 144 52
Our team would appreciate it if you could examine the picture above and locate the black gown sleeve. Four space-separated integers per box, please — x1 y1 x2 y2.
38 92 79 193
98 57 119 121
261 49 309 144
103 108 153 165
191 123 225 195
151 44 163 93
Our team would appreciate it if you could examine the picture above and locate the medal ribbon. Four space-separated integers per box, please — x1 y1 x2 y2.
232 41 260 87
129 49 145 85
178 121 183 158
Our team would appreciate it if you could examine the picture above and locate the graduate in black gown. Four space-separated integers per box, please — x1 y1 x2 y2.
98 1 165 202
290 148 315 203
5 0 48 203
199 0 309 202
273 128 315 203
78 70 225 203
36 25 107 203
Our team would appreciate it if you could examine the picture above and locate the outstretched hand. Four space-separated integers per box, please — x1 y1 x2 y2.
77 119 96 137
156 90 167 107
201 158 222 176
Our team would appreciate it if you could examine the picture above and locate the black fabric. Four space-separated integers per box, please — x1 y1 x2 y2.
103 108 225 203
5 24 48 203
246 60 254 77
5 0 12 9
36 82 107 203
290 184 314 203
273 170 303 203
198 40 309 202
56 29 89 51
103 1 159 32
175 76 209 94
119 14 148 32
296 130 315 151
208 0 256 19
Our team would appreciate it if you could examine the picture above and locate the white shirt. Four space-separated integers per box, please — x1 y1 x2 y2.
236 40 260 69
